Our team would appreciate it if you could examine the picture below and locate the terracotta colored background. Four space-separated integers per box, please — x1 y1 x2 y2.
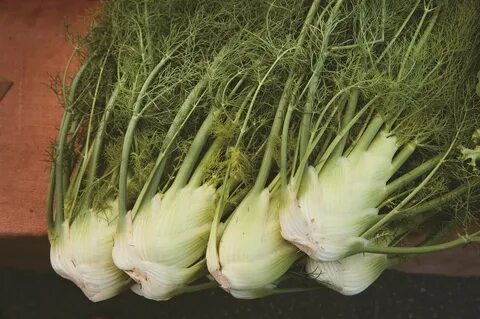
0 0 478 275
0 0 100 270
0 0 98 236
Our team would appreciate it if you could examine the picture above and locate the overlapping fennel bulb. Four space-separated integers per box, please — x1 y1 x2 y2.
112 78 228 299
207 189 299 298
50 200 131 302
305 253 391 296
112 184 216 300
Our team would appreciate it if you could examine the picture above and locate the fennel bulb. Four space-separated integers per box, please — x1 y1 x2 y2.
280 131 398 261
112 185 216 300
305 253 391 296
50 200 131 302
208 189 299 298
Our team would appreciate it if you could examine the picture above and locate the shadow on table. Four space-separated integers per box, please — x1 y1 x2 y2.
0 248 479 319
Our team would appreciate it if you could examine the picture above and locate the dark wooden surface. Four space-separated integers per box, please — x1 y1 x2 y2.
1 267 479 319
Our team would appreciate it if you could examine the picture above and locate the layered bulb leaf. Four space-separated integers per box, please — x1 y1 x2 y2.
50 200 131 302
112 185 216 300
460 129 480 169
280 129 399 261
305 253 391 296
208 189 300 299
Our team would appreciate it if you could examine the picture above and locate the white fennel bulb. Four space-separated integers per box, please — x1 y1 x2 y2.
280 132 398 261
208 189 299 298
50 200 131 302
305 253 390 296
112 184 216 300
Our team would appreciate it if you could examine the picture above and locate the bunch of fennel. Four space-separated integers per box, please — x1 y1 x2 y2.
47 0 480 302
47 0 270 301
49 0 298 301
